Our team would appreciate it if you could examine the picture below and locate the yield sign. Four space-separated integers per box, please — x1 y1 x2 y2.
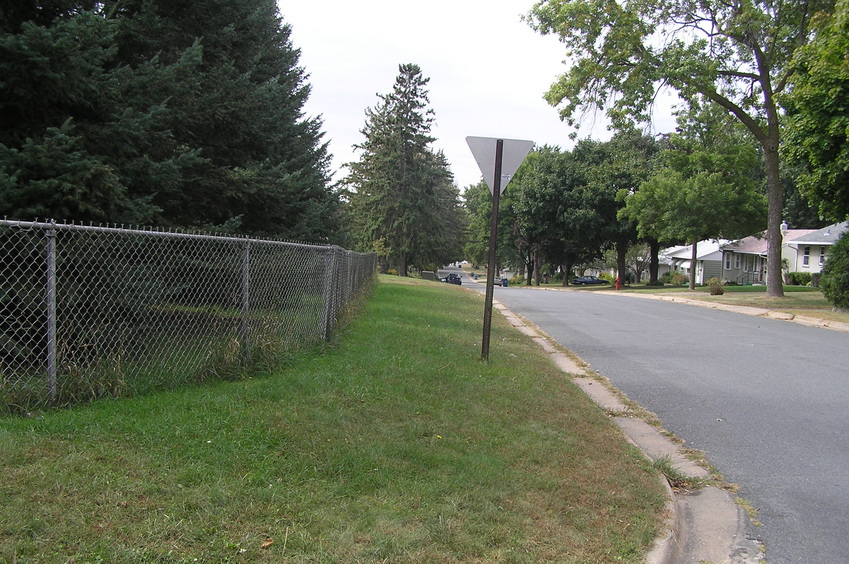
466 136 534 194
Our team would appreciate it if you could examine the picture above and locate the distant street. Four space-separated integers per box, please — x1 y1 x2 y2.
456 272 849 564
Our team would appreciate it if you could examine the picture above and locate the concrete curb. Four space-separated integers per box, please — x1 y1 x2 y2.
596 289 849 333
491 296 764 563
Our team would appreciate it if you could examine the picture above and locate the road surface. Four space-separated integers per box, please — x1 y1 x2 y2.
462 279 849 564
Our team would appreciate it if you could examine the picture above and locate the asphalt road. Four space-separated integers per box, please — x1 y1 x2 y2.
461 278 849 564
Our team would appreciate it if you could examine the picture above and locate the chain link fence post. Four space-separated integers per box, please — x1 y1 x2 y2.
240 240 251 366
320 247 337 341
45 224 58 404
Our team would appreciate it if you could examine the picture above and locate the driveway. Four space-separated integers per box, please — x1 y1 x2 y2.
468 282 849 564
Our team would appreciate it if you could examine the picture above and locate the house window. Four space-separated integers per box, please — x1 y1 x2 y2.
803 246 810 267
735 255 740 269
725 254 731 269
820 248 827 266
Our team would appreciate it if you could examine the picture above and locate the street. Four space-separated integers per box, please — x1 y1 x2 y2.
460 277 849 564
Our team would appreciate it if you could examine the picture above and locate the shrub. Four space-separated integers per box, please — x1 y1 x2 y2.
708 277 724 295
387 268 399 276
671 273 689 286
787 271 813 286
663 270 685 284
821 232 849 311
509 275 525 285
787 272 811 286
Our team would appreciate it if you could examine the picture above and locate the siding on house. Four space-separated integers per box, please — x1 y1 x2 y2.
703 261 723 281
783 222 849 275
663 241 726 285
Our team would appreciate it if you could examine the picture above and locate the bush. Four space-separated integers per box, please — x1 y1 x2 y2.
662 270 685 284
821 232 849 311
671 273 689 286
509 275 525 285
708 277 724 295
787 271 813 286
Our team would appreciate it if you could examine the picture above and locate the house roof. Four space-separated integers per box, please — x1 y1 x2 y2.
786 222 849 246
723 229 816 255
663 240 728 260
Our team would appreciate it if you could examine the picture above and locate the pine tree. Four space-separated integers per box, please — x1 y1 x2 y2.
1 1 339 240
345 64 463 275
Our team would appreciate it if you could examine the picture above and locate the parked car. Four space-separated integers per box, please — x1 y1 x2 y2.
441 273 462 285
570 275 609 286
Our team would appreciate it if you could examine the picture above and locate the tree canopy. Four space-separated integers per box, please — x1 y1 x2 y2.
527 0 832 296
343 64 464 276
465 131 658 285
621 104 767 288
0 0 340 241
783 0 849 222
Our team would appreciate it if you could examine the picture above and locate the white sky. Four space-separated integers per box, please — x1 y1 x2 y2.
279 0 679 191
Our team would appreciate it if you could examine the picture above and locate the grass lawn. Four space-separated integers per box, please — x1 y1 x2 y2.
618 284 849 324
0 275 667 563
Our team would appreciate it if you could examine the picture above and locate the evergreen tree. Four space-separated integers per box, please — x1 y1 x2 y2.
345 64 463 275
0 1 339 241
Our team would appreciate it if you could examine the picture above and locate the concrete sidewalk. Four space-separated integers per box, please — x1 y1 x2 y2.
493 300 766 563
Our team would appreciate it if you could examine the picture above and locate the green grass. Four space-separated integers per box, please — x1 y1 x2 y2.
0 275 667 563
619 283 849 323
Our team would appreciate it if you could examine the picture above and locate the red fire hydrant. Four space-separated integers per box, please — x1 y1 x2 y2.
615 276 621 290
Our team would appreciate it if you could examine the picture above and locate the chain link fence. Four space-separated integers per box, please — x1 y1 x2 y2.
0 220 377 414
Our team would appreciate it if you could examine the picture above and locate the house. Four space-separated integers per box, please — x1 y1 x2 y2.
719 222 848 285
782 222 849 274
721 227 816 284
663 240 728 285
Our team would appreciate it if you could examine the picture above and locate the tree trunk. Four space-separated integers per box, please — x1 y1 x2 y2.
534 250 542 286
616 239 628 287
764 136 785 297
399 253 408 277
649 239 660 284
689 238 697 290
561 262 573 286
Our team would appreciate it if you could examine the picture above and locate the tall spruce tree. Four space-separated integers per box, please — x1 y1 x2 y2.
0 1 339 240
345 64 463 275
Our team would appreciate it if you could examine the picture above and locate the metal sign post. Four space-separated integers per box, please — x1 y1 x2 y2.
466 136 533 361
481 140 504 361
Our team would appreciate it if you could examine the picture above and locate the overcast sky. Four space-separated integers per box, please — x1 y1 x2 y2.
279 0 678 191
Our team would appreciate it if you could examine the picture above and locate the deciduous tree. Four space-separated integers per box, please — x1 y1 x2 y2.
621 105 767 288
527 0 831 296
783 0 849 221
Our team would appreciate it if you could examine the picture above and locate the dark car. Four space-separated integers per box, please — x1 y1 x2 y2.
441 273 462 285
570 275 609 286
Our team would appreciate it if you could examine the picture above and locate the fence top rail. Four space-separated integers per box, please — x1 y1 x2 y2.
0 219 373 256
